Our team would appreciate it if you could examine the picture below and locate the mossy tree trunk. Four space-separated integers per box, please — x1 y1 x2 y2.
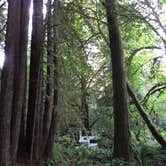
43 0 59 159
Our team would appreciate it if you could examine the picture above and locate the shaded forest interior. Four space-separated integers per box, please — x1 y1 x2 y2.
0 0 166 165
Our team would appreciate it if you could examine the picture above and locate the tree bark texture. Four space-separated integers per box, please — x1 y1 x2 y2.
10 0 31 163
26 0 44 162
0 1 19 164
43 0 59 159
42 0 54 154
81 77 90 133
105 0 132 160
0 0 60 164
0 0 30 165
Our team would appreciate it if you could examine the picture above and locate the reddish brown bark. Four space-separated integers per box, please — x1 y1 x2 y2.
26 0 44 162
0 0 31 165
0 0 21 164
10 0 31 163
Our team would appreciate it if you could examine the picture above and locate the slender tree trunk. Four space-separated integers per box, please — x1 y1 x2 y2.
127 84 166 148
26 0 43 162
105 0 132 160
42 0 54 153
43 0 59 159
80 77 90 134
43 56 59 159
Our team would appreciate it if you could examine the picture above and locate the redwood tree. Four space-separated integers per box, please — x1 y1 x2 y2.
0 0 60 164
0 0 31 165
43 0 59 159
42 0 54 154
26 0 44 162
105 0 132 160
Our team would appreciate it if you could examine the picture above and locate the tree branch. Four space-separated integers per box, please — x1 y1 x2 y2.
127 83 166 148
143 83 166 104
127 46 161 66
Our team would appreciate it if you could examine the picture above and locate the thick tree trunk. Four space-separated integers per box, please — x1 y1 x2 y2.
10 0 31 163
0 0 30 165
105 0 132 160
0 69 1 93
0 2 17 164
17 85 27 161
127 84 166 148
26 0 43 162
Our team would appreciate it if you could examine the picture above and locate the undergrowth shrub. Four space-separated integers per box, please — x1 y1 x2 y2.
44 144 112 165
44 135 166 166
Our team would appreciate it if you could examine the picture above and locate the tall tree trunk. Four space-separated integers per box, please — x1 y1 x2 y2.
105 0 132 160
0 1 18 164
42 0 54 153
10 0 31 163
43 0 59 159
26 0 43 162
0 69 1 93
127 84 166 148
0 0 30 164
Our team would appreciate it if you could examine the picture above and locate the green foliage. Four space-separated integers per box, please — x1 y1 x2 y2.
43 136 166 165
111 159 138 166
90 106 113 137
45 143 113 165
57 134 77 147
46 0 166 164
140 144 166 166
